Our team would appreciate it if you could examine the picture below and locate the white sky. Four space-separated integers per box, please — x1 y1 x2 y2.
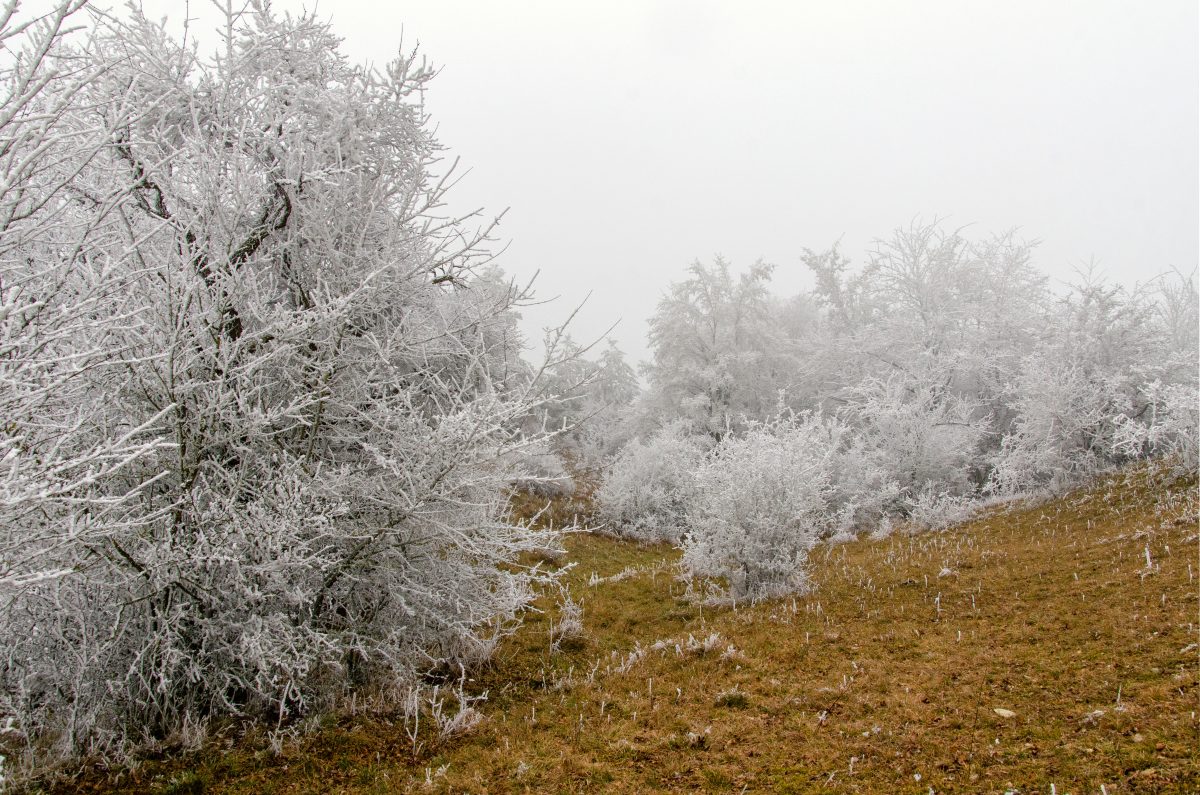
133 1 1200 365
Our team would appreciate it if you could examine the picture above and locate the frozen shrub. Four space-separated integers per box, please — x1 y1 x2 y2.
1113 380 1199 473
991 275 1190 494
680 415 842 603
824 430 902 533
507 442 576 498
990 355 1129 493
764 413 899 535
595 421 706 542
847 377 989 501
905 485 979 531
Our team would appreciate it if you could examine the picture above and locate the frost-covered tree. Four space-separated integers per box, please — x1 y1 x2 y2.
0 0 171 604
525 333 639 479
566 340 640 467
991 271 1195 492
1151 269 1199 369
802 222 1047 413
642 257 793 437
0 1 568 769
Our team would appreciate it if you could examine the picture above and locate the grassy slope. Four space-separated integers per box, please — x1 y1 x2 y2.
63 468 1197 794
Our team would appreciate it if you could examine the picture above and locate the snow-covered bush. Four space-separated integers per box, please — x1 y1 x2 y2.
990 275 1186 494
823 428 902 534
595 421 706 542
905 485 980 531
680 415 843 603
846 376 990 502
990 355 1122 493
1113 380 1199 473
0 3 569 773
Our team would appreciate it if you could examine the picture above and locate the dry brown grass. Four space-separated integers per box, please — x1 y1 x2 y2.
48 467 1199 794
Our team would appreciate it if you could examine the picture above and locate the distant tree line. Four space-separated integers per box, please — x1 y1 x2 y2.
595 223 1197 602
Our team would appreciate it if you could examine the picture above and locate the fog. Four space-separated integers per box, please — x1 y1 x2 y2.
139 0 1198 364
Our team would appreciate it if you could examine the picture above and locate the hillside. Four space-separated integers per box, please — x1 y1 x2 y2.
59 467 1197 794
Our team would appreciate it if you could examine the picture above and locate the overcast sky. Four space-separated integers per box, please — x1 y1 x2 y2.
137 0 1198 366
